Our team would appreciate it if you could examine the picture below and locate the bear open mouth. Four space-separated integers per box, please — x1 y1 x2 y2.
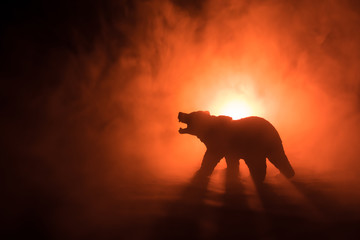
179 122 188 134
178 112 190 134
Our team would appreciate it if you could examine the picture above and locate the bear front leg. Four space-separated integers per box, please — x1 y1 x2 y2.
197 150 223 177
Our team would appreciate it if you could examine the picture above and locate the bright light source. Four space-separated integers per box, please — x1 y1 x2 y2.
195 74 264 120
219 100 252 119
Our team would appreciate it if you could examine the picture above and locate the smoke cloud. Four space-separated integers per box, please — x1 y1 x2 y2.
2 0 360 238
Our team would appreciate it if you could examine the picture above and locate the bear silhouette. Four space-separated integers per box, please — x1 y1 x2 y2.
178 111 295 183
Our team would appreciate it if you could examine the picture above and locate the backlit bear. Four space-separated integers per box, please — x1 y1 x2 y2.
178 111 295 182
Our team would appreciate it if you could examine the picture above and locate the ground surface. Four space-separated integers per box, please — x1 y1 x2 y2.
117 169 360 240
3 167 360 240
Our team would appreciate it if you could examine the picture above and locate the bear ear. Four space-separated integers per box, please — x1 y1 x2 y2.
204 111 210 115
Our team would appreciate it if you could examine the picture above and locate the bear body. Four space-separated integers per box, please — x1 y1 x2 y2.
178 111 295 182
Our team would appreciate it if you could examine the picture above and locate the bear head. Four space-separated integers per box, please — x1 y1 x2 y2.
178 111 211 137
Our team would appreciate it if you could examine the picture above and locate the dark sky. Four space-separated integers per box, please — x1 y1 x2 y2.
2 0 360 239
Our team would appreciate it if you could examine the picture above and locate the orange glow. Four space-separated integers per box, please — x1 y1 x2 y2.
204 79 264 120
4 1 360 239
215 99 253 119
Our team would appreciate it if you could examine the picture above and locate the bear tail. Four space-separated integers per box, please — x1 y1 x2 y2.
267 149 295 178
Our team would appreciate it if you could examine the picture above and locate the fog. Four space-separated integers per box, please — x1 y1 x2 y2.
2 0 360 239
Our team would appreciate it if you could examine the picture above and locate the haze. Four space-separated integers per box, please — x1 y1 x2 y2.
2 0 360 239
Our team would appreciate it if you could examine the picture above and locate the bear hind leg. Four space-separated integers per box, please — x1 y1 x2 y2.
244 156 267 184
225 156 240 178
267 149 295 178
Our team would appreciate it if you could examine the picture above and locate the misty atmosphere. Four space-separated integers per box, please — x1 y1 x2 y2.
1 0 360 239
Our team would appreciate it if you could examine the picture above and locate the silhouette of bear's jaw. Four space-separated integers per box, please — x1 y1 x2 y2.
179 125 188 134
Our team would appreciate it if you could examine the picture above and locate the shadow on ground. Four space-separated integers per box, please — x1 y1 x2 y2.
151 170 360 240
